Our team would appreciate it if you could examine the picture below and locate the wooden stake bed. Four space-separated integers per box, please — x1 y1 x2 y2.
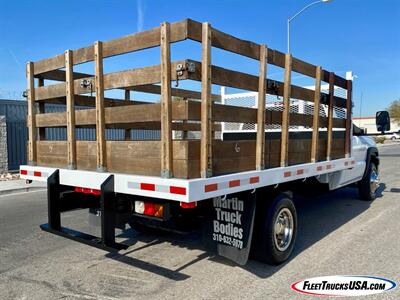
26 19 351 180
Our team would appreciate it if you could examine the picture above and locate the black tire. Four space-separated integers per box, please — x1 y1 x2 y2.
251 192 297 265
358 161 379 201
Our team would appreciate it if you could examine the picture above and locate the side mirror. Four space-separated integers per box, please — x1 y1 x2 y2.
376 111 390 133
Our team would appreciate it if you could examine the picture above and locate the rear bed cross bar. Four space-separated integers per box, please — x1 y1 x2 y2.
40 169 128 252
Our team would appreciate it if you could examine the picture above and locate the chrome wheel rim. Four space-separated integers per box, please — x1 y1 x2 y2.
370 167 380 194
274 208 294 252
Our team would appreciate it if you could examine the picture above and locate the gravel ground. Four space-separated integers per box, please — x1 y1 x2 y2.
0 144 399 299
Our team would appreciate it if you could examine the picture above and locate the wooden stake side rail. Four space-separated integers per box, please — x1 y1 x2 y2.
34 100 347 129
27 18 352 180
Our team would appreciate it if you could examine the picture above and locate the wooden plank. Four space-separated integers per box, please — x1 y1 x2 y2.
65 50 77 168
345 80 352 157
186 60 346 108
310 66 322 163
26 62 37 165
280 54 292 167
94 41 107 171
124 90 131 140
292 57 317 78
133 84 221 102
37 78 46 140
256 44 267 170
186 19 259 60
326 72 335 160
322 70 347 88
33 19 189 75
160 22 173 178
36 69 89 81
36 69 220 102
187 19 319 78
35 98 346 130
36 94 147 107
35 60 189 101
200 22 212 178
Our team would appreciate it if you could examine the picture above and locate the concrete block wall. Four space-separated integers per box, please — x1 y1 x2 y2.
0 116 7 172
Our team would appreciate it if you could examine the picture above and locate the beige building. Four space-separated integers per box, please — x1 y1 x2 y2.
353 116 400 134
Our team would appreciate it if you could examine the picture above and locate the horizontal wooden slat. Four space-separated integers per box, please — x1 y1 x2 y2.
35 60 189 100
34 19 189 75
134 84 221 102
322 70 348 89
185 100 346 127
35 98 346 129
35 69 221 102
36 69 89 81
292 57 317 78
36 95 148 107
186 19 333 81
186 60 347 108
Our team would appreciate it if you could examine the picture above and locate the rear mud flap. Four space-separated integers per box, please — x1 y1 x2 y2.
204 190 256 265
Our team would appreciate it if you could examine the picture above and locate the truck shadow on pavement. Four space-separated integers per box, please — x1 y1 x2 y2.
105 183 385 280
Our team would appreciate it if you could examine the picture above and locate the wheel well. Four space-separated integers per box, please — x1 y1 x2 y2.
370 154 379 168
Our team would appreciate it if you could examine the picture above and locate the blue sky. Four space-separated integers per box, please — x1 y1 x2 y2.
0 0 399 116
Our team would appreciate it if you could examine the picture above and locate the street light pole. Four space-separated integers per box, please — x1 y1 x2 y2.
287 0 332 54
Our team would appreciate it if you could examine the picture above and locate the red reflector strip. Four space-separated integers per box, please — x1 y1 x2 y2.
74 187 101 195
296 169 304 175
180 202 197 209
284 171 291 178
205 183 218 192
170 186 186 195
317 166 323 171
250 176 259 184
33 171 41 177
91 189 101 196
140 183 155 191
326 165 332 170
20 169 27 175
229 180 240 187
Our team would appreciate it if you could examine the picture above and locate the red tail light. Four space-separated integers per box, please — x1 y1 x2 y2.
20 169 28 175
135 201 164 218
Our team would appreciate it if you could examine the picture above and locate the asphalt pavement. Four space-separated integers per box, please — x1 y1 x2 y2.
0 144 399 299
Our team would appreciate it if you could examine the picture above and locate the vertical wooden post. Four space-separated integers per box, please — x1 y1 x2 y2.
26 62 36 165
94 41 107 172
65 50 76 169
345 79 352 157
160 22 173 178
38 78 46 140
280 54 292 167
326 72 335 160
201 22 212 178
256 44 267 170
310 66 322 163
124 90 131 141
